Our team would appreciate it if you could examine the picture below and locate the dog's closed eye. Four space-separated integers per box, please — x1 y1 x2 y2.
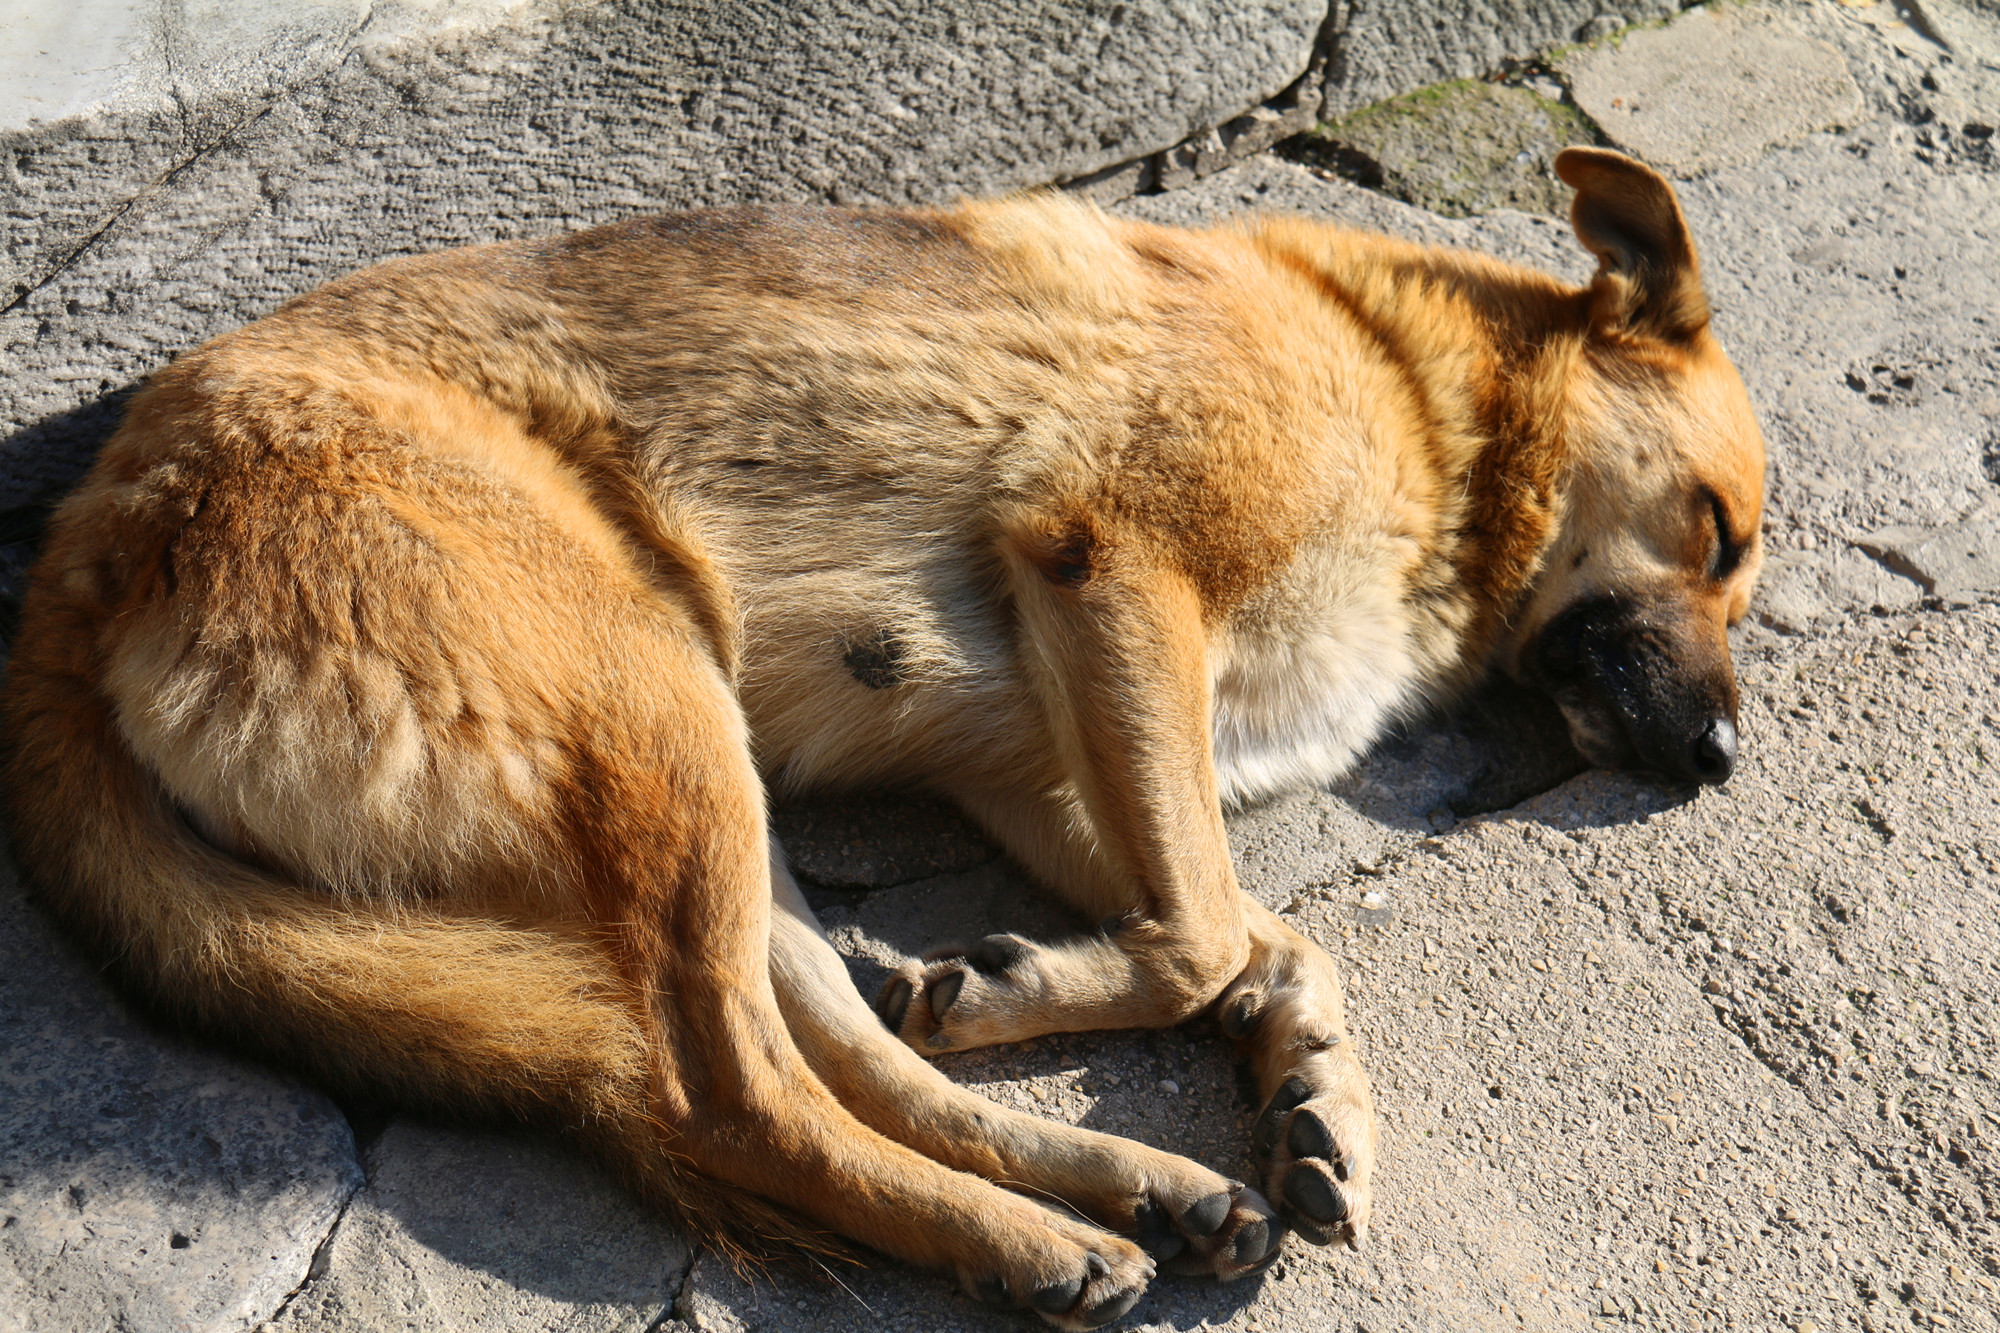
1703 487 1747 581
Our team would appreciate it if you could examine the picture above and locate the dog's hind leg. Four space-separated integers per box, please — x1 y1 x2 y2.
765 843 1284 1280
15 368 1155 1330
543 695 1158 1328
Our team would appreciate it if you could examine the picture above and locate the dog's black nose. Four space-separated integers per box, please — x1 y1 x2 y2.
1688 717 1737 784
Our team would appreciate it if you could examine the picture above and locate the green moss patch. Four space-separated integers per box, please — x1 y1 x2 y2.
1279 79 1604 219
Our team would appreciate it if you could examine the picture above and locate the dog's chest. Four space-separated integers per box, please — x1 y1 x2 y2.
1207 548 1451 807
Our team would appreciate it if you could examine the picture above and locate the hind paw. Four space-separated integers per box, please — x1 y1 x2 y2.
959 1215 1154 1330
1132 1182 1285 1282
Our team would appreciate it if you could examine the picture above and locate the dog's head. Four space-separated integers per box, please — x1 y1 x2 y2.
1504 148 1766 785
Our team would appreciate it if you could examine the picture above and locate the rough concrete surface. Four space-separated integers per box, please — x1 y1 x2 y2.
1861 504 2000 604
1317 0 1684 118
262 1123 689 1333
2 1 2000 1331
4 0 1819 520
0 850 362 1333
1284 79 1603 218
0 0 1324 509
1560 4 1865 176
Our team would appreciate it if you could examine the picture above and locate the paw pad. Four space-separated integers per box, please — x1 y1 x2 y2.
967 933 1031 974
877 977 913 1032
1253 1071 1369 1248
928 969 966 1019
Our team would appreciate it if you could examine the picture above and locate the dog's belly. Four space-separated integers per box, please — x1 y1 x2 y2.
710 488 1462 807
725 549 1050 796
727 557 1444 811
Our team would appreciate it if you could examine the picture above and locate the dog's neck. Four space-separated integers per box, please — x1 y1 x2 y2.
1251 221 1590 693
1443 271 1594 690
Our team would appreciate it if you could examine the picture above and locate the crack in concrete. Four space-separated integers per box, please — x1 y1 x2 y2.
1849 537 1940 596
254 1180 358 1330
652 1238 700 1332
1 94 283 319
1 0 383 319
1061 0 1340 202
663 1253 711 1332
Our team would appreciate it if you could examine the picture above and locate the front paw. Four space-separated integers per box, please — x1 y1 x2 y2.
1249 1048 1377 1248
875 933 1044 1053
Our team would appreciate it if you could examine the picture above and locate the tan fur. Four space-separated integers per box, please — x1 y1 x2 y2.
1 149 1762 1327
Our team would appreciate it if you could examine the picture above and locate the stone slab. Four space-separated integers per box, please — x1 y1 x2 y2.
1750 544 1924 636
1559 4 1864 177
1860 502 2000 603
0 0 1322 513
0 850 362 1333
263 1122 689 1332
1318 0 1682 119
1285 79 1603 218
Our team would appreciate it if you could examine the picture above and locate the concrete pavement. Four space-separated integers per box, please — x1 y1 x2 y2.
1 2 1996 1330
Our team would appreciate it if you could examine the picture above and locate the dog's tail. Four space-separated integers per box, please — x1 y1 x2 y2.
0 623 834 1269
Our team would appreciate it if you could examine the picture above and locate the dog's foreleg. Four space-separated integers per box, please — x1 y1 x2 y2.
1212 901 1376 1248
766 841 1284 1280
878 516 1251 1050
873 782 1376 1249
872 507 1375 1248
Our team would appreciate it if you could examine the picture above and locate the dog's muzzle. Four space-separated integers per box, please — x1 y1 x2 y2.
1522 594 1740 785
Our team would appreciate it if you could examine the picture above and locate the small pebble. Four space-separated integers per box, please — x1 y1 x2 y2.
1159 1079 1180 1095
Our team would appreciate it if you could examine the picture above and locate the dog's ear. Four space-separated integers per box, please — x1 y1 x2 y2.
1555 147 1710 342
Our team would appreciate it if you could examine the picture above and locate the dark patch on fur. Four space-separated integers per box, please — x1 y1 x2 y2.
1036 525 1097 588
842 626 908 689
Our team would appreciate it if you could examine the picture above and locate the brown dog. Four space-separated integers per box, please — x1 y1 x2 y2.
1 147 1762 1327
